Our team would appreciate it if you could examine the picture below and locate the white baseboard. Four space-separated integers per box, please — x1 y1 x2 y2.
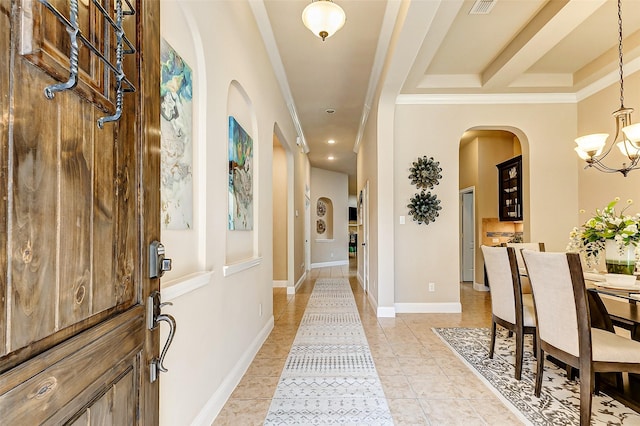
190 317 274 426
394 302 462 313
310 260 349 269
289 271 307 295
377 306 396 317
473 282 490 292
359 277 395 318
272 280 287 288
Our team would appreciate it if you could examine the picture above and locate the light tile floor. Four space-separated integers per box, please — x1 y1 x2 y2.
213 261 523 425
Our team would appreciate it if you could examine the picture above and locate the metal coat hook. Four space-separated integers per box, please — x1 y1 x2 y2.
38 0 137 128
42 0 79 99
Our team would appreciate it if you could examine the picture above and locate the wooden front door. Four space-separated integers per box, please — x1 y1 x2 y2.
0 0 161 423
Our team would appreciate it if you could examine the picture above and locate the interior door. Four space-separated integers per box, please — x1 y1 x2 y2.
305 195 311 272
0 1 161 423
361 182 369 293
461 190 475 282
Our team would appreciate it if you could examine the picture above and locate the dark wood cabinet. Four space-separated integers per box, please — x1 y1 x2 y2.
497 156 522 221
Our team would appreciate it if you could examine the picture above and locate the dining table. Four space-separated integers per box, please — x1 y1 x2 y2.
584 272 640 337
516 266 640 410
582 271 640 412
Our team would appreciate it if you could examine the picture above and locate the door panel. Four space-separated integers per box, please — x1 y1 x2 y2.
0 307 142 424
8 0 135 356
81 367 136 426
1 0 160 422
11 54 59 351
58 94 92 328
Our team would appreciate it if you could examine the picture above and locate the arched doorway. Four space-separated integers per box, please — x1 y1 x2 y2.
459 129 528 289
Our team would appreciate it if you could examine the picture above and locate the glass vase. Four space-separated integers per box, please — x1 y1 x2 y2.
605 239 637 275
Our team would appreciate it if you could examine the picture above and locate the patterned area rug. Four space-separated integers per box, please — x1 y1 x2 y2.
264 278 393 425
433 327 640 425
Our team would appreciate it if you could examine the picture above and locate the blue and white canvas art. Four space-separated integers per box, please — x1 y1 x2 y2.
228 116 253 230
160 38 193 229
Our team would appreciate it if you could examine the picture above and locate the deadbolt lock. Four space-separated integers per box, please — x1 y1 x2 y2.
149 240 172 279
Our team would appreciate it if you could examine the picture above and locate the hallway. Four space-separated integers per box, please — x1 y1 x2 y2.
213 263 521 425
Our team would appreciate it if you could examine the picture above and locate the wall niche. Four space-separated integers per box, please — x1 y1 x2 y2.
316 197 333 239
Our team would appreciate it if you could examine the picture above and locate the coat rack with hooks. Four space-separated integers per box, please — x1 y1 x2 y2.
38 0 137 128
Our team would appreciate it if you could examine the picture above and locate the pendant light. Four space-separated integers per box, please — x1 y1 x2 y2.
574 0 640 176
302 0 346 41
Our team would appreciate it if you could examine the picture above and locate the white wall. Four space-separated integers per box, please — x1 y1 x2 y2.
389 101 577 312
357 99 380 308
362 0 435 316
310 167 349 266
293 148 311 284
158 1 301 424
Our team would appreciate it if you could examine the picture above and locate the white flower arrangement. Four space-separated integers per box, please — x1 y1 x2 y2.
566 198 640 269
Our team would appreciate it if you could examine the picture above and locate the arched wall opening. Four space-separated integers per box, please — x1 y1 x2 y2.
272 133 288 285
316 197 334 240
459 127 530 288
159 0 207 278
275 124 297 291
272 122 295 290
226 80 258 265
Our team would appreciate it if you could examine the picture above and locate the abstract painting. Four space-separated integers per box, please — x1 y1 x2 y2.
160 38 193 229
228 116 253 230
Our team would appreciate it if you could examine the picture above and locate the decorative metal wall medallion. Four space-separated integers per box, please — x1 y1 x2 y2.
317 199 326 217
316 219 326 234
409 156 442 189
407 191 441 225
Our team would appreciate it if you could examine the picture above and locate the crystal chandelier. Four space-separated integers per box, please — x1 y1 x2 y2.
574 0 640 177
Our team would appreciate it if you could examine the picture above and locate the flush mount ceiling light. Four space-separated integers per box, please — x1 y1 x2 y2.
327 139 335 144
574 0 640 176
302 0 346 41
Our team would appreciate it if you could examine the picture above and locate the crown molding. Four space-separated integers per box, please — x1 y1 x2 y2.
396 92 577 105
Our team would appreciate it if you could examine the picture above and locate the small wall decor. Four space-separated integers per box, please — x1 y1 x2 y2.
408 156 442 189
317 199 327 217
407 190 441 225
316 219 326 234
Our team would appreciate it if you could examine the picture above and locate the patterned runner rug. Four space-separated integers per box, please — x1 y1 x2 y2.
433 327 640 425
264 278 393 425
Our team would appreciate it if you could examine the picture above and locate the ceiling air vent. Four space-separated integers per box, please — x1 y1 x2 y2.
469 0 496 15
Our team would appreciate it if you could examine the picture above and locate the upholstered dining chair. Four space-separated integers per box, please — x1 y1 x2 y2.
521 250 640 426
481 245 536 380
503 242 545 293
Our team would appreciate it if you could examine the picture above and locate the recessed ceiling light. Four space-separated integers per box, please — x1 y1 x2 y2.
328 156 335 160
328 139 335 144
325 108 336 114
